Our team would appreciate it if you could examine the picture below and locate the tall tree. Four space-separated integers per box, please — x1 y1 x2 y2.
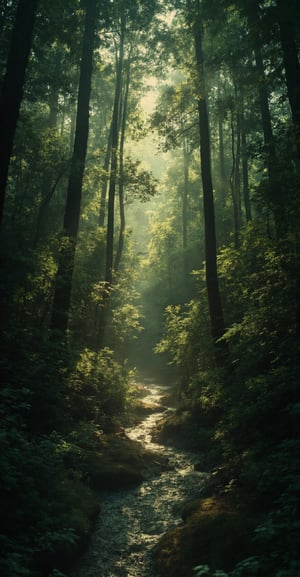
241 0 285 237
105 16 126 287
114 46 134 272
187 0 228 364
50 0 97 335
276 0 300 160
0 0 37 224
96 15 125 348
240 102 252 222
182 138 190 278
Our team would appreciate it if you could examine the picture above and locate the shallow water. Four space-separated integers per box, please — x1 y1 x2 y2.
72 377 207 577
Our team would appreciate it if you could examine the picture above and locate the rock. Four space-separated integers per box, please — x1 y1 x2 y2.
154 496 257 577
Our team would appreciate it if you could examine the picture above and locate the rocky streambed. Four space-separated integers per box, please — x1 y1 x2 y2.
72 377 208 577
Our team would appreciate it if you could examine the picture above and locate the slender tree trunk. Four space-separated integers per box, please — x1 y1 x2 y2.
183 139 189 278
115 57 131 272
99 123 112 228
277 0 300 160
229 107 240 248
50 0 96 335
245 2 284 238
69 104 77 153
254 43 284 237
276 2 300 337
105 22 125 286
0 0 37 225
48 50 61 129
190 0 228 365
234 89 242 221
96 122 112 289
97 18 125 347
241 110 252 222
218 117 226 207
217 83 227 208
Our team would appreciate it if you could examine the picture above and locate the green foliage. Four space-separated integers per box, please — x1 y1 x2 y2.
155 298 211 375
146 214 180 276
13 246 58 326
215 224 298 451
157 218 299 577
1 0 300 575
123 156 158 202
0 423 98 577
0 327 68 434
112 301 143 345
155 283 218 406
0 321 130 576
67 347 129 424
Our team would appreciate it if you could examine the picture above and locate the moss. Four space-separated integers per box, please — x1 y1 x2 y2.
83 433 167 491
88 460 144 489
152 410 216 454
154 496 257 577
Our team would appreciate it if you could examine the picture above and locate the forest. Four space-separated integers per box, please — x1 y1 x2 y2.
0 0 299 576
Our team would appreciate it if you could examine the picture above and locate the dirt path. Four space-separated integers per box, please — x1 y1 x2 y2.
72 377 207 577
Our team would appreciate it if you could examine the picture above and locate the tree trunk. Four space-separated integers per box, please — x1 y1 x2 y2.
254 43 284 237
218 117 227 207
105 21 125 286
183 139 189 278
50 0 96 335
277 0 300 160
0 0 37 225
99 123 112 228
276 1 300 337
241 110 252 222
245 1 284 238
190 0 228 365
115 56 131 272
97 18 125 348
229 105 241 248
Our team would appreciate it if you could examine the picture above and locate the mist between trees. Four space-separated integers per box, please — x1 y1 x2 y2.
0 0 299 576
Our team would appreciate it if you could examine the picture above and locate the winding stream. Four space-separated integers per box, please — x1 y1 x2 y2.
72 377 207 577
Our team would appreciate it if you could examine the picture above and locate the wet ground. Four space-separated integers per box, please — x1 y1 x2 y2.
72 377 207 577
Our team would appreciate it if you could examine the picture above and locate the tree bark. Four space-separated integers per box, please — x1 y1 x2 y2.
0 0 37 225
99 123 112 228
218 116 227 207
115 56 131 272
183 139 189 278
97 18 125 348
245 1 285 238
190 0 228 365
105 20 125 286
229 105 241 248
241 108 252 222
50 0 96 335
277 0 300 160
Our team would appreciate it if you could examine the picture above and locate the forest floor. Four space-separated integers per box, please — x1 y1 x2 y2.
71 376 208 577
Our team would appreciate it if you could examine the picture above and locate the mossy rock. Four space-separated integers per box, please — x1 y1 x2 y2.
154 496 256 577
152 411 215 453
83 434 167 491
88 460 144 490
